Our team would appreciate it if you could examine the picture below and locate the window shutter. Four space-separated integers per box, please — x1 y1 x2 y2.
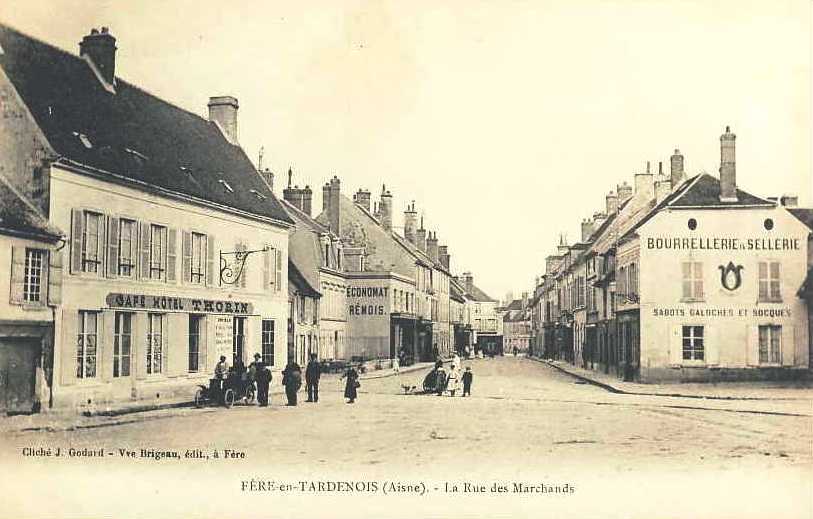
70 209 83 274
746 325 760 366
167 313 186 376
9 246 26 304
60 310 78 386
182 231 192 284
47 249 63 306
139 222 151 279
107 216 119 278
263 245 270 291
668 325 682 366
706 325 720 366
275 249 282 291
206 234 216 286
100 312 114 382
166 227 177 283
780 325 795 366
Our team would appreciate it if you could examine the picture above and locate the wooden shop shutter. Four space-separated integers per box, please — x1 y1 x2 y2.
107 216 119 278
139 222 151 280
705 325 720 366
206 233 216 286
746 325 760 366
275 249 282 292
70 209 83 274
668 325 682 367
166 227 178 283
100 312 114 382
182 231 192 284
167 313 187 376
9 246 26 304
780 325 795 366
262 245 270 291
47 249 63 306
60 310 78 386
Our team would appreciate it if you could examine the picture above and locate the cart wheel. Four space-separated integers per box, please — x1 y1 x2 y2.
245 385 256 405
194 388 205 408
224 389 236 408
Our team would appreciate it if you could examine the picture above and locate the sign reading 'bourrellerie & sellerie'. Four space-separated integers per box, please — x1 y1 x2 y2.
105 293 254 315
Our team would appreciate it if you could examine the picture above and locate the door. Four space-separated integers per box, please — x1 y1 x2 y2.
0 339 39 413
111 312 135 399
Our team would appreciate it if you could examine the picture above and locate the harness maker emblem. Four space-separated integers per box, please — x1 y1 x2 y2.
718 261 744 291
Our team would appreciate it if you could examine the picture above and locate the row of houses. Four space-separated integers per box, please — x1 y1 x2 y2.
526 128 813 382
0 24 504 413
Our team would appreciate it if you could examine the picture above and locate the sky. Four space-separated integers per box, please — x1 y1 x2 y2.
2 0 810 300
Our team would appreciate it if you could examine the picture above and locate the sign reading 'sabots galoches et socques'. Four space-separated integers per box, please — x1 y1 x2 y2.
105 293 254 315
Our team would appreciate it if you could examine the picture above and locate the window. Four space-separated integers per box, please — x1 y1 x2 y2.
233 317 245 366
190 232 206 284
189 315 203 372
629 263 638 297
149 224 167 280
77 311 98 378
758 325 781 364
82 211 104 273
114 218 135 276
113 312 132 377
682 325 704 361
262 320 275 366
681 262 704 300
758 261 781 301
147 314 164 374
23 249 45 303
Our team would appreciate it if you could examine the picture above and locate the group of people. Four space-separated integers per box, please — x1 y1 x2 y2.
213 353 362 407
428 353 474 397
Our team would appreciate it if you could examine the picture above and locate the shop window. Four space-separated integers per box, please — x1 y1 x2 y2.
82 211 104 273
149 224 167 280
23 248 46 303
681 261 704 301
681 325 704 361
77 311 98 379
189 315 203 372
114 312 132 377
262 320 275 366
118 219 137 277
147 314 164 374
758 325 781 364
758 261 781 302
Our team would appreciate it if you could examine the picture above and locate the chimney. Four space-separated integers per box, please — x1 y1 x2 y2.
302 185 312 216
353 189 371 212
655 177 672 205
404 201 418 243
208 96 239 144
260 168 274 192
322 182 331 212
605 191 618 215
438 245 450 270
79 27 117 87
462 272 474 294
719 126 737 202
416 217 427 252
326 176 341 234
592 211 607 229
617 181 633 202
670 148 685 188
634 170 654 200
780 194 798 208
581 218 595 243
379 185 393 232
427 231 439 263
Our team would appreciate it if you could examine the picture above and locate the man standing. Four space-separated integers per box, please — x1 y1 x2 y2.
462 366 473 397
281 360 302 406
250 353 271 407
305 353 321 403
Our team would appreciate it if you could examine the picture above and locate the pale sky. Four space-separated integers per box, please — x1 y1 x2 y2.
2 0 810 300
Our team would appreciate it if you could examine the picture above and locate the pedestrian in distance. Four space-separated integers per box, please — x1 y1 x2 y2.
446 364 460 397
250 353 272 407
392 355 400 375
434 364 447 396
462 366 473 397
341 365 360 404
281 360 302 406
305 353 321 403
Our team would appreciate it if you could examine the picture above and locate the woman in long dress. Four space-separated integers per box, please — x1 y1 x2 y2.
341 365 359 404
446 365 460 397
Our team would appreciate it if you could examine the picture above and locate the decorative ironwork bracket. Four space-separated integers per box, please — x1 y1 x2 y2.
220 246 269 285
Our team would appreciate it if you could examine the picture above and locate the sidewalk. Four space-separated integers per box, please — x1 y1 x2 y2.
540 358 813 401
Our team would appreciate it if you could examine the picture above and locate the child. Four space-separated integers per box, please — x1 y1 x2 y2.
462 366 473 397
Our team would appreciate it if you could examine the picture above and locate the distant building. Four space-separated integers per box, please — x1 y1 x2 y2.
503 295 532 354
458 273 502 356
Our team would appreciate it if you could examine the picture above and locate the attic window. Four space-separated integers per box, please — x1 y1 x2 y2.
124 147 149 162
219 179 234 193
249 189 266 200
72 131 93 149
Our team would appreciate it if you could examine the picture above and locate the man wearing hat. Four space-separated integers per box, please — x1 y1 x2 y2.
250 353 272 407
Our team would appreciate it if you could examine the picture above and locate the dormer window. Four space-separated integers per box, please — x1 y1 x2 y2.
219 179 234 193
249 189 266 200
72 131 93 149
124 147 148 161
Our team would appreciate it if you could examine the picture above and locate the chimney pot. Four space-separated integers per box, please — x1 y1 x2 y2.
80 27 117 87
208 96 239 144
719 125 737 202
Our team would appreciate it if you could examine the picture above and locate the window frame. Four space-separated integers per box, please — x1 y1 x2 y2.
23 248 46 304
757 324 782 365
758 261 782 303
681 261 704 302
681 324 705 363
188 314 204 373
149 224 168 281
146 313 164 375
117 217 138 277
113 312 132 378
77 310 99 379
189 232 207 285
81 210 105 274
261 319 275 366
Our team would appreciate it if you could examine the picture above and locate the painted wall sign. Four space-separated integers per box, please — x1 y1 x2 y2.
645 237 800 251
213 316 233 359
346 285 389 317
105 293 254 315
718 262 744 291
652 307 792 318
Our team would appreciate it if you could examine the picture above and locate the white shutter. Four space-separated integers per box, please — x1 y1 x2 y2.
139 222 151 280
668 325 682 366
60 310 78 386
275 249 283 291
166 228 177 283
705 325 719 366
47 249 63 306
70 209 83 274
781 325 795 367
167 313 187 376
100 312 114 382
9 246 26 304
206 234 216 286
746 325 760 366
262 245 270 291
107 216 119 278
182 231 192 284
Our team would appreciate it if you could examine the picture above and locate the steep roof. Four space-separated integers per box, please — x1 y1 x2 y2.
288 259 321 298
466 283 497 303
789 208 813 231
0 24 292 225
282 199 332 294
450 278 467 303
0 173 63 241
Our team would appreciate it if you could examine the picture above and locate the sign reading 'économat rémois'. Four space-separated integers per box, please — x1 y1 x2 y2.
105 293 254 315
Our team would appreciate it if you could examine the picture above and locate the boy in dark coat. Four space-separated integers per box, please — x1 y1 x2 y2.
305 353 321 403
462 366 473 397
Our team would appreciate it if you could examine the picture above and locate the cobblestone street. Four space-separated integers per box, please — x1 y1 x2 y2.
2 357 810 518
